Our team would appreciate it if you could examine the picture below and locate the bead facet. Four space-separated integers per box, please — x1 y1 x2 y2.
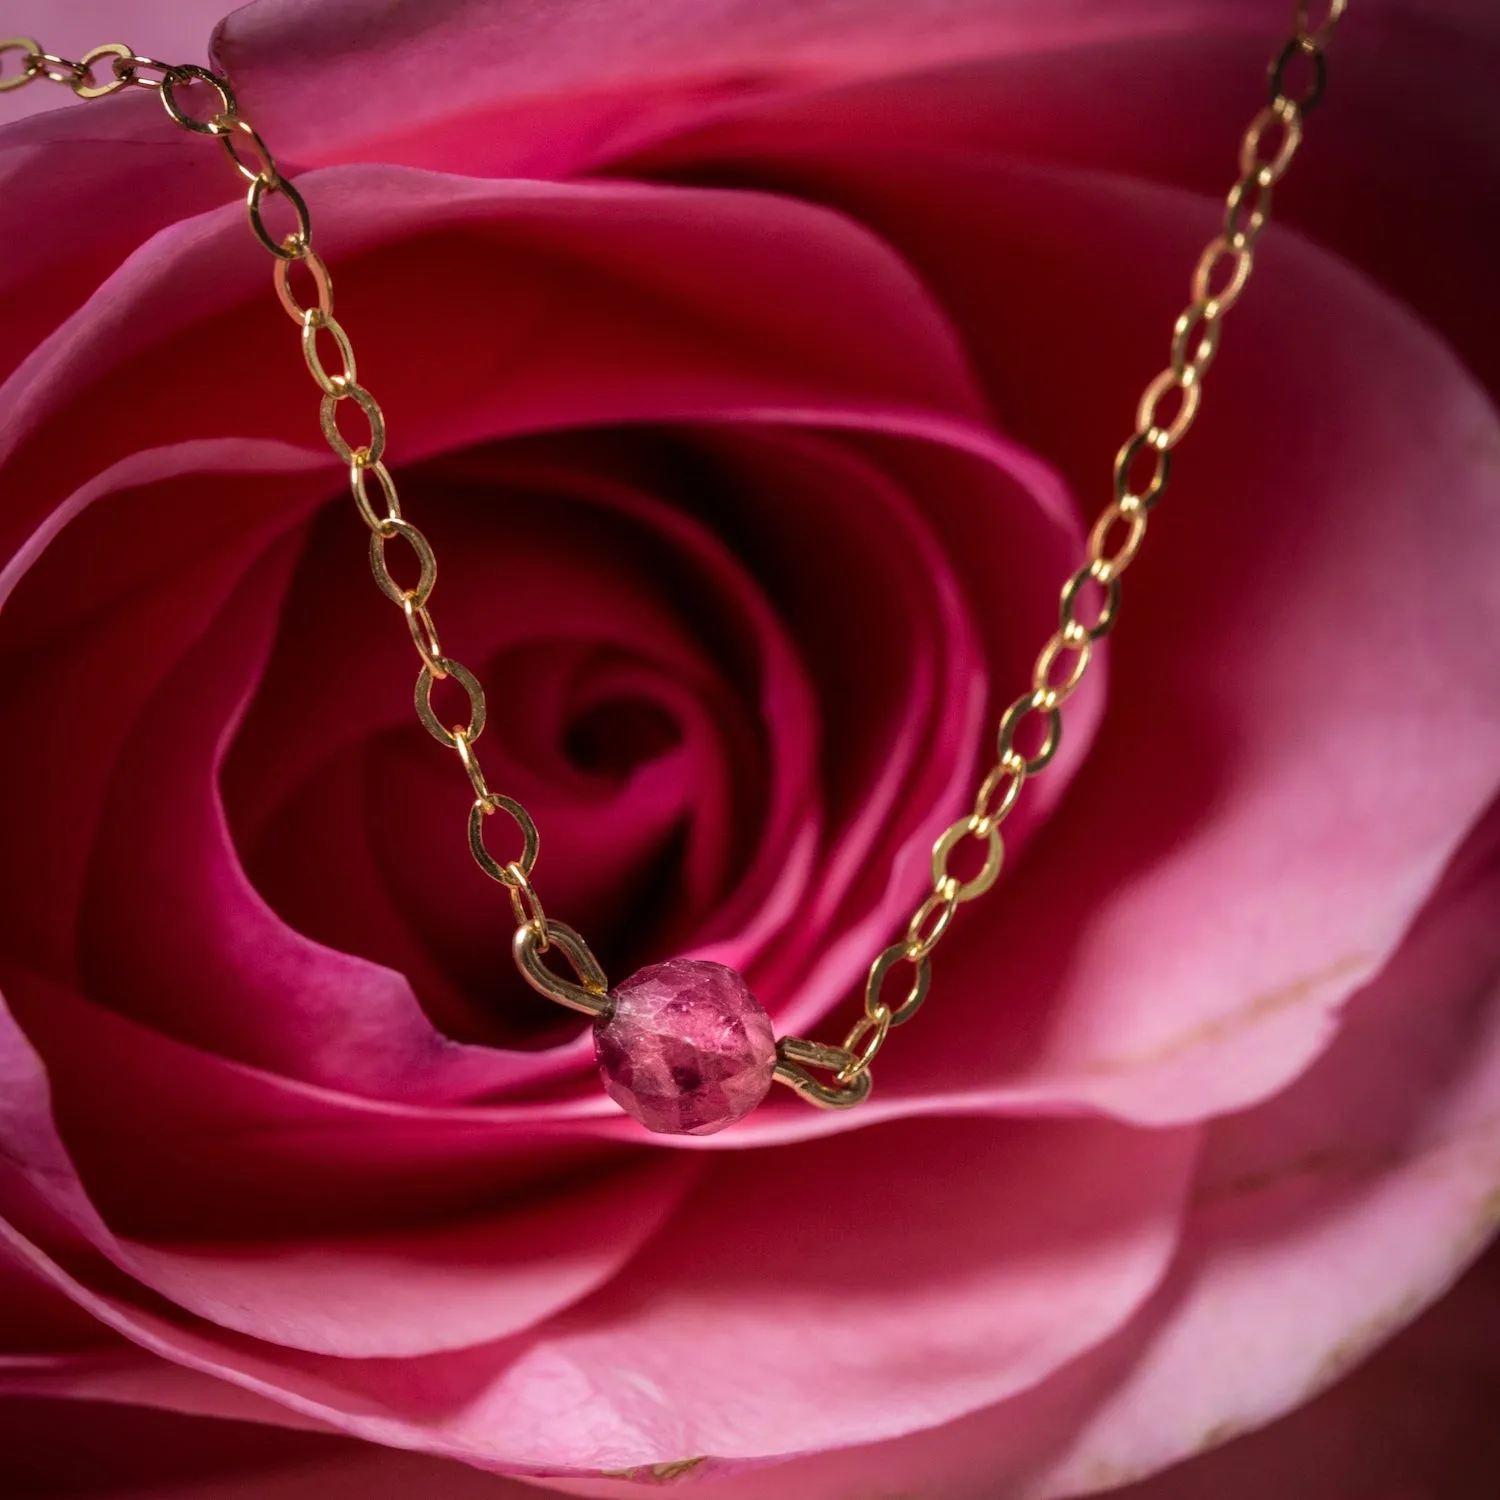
594 959 777 1136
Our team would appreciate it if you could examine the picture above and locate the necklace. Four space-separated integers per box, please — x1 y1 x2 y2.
0 3 1345 1136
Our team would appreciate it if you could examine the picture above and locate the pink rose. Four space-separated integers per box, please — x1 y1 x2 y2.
2 1 1499 1496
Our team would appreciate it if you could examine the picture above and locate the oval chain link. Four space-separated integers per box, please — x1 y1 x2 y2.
10 15 1345 1113
776 0 1346 1105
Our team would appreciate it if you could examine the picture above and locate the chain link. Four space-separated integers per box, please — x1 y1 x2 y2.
774 1 1345 1105
0 38 611 1020
9 15 1345 1115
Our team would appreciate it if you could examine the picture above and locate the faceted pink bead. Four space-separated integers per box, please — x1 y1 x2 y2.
594 959 777 1136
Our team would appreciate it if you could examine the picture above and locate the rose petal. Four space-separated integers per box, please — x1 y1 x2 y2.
619 794 1500 1500
2 979 701 1359
114 1174 695 1360
0 441 328 975
1102 1239 1500 1500
0 1394 340 1498
1009 803 1500 1494
441 1115 1195 1465
0 166 996 561
0 1102 1195 1470
0 96 229 388
210 0 1274 175
220 447 823 1057
647 149 1500 1126
3 160 1091 1117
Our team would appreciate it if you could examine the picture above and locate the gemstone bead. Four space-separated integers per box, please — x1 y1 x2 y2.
594 959 777 1136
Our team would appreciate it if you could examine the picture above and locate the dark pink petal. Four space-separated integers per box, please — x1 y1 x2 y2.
2 978 701 1359
0 441 325 978
0 1106 1195 1469
0 96 228 388
2 158 1090 1117
0 1396 342 1498
210 0 1273 174
0 167 993 552
219 448 823 1063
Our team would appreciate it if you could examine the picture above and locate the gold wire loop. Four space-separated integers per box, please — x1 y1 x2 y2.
866 943 931 1027
1060 560 1124 641
467 794 540 886
1032 629 1093 708
1087 500 1149 582
453 728 492 803
349 457 401 532
932 817 1004 903
1240 98 1304 186
401 594 445 677
505 862 548 937
1294 0 1347 46
1137 366 1203 451
247 170 312 259
74 43 136 98
971 753 1027 835
905 886 960 962
322 384 385 466
219 115 279 185
301 309 357 396
414 658 484 748
34 52 88 88
0 39 42 92
1114 431 1172 511
778 1036 854 1074
513 921 611 1019
996 689 1064 775
773 1039 874 1109
838 1006 892 1084
369 517 435 606
159 63 236 133
1224 171 1274 253
1170 302 1223 383
1270 32 1327 112
1191 236 1255 313
111 53 175 89
275 244 334 325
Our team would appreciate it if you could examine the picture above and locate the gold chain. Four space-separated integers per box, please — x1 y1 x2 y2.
0 33 612 1023
772 0 1348 1107
1 3 1345 1114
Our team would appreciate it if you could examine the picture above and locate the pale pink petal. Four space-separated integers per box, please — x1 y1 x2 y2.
642 798 1500 1500
708 158 1500 1126
1021 799 1500 1496
1104 1240 1500 1500
450 1116 1194 1465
